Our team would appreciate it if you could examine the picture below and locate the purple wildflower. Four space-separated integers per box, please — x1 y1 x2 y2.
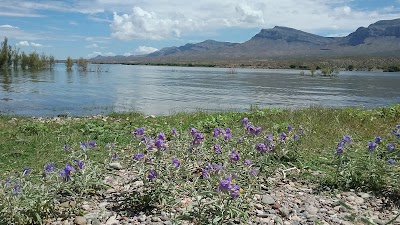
388 158 395 165
133 127 145 137
172 158 180 168
191 132 205 145
342 135 351 144
294 134 299 141
5 178 11 187
60 164 75 180
22 167 30 175
287 125 293 131
147 170 158 180
223 128 232 140
64 144 71 151
133 152 145 161
190 128 198 136
201 168 210 179
229 149 240 162
213 164 223 172
172 127 177 136
242 117 249 126
266 134 273 142
280 132 287 142
147 141 155 150
375 136 382 144
88 140 96 148
386 143 395 151
157 132 166 141
75 160 85 170
249 168 259 176
44 163 56 173
218 176 232 192
255 143 267 153
213 144 222 153
244 159 252 166
368 141 377 151
237 137 243 143
155 138 167 150
230 184 241 198
337 146 344 154
12 182 21 194
213 128 221 137
112 153 119 160
247 124 262 135
80 141 88 151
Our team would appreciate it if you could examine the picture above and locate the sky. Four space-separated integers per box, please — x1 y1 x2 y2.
0 0 400 59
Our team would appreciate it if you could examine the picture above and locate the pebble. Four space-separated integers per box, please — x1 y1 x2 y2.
73 216 86 225
109 162 123 170
105 215 119 225
262 194 275 205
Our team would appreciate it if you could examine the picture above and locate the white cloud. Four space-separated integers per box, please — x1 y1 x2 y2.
111 7 198 40
123 52 132 57
15 41 45 47
85 43 99 48
69 21 78 26
16 41 30 46
87 51 116 58
0 24 19 29
108 1 400 40
30 42 43 47
134 46 158 55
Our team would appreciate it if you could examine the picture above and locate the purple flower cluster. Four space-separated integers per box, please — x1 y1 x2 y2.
213 144 222 153
242 117 262 135
44 163 56 173
147 170 158 180
133 152 145 161
392 125 400 138
229 149 240 162
337 135 352 154
80 140 96 151
60 164 75 180
133 127 145 137
213 128 232 140
75 160 85 170
172 158 180 168
217 176 242 198
255 142 274 154
190 128 205 145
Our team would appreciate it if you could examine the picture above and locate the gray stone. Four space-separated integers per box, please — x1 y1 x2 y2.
262 194 275 205
345 196 355 202
105 215 119 225
83 213 98 220
138 215 146 222
354 197 365 204
152 216 162 222
109 162 123 170
92 219 102 225
274 216 283 224
73 216 86 225
279 207 290 218
254 203 263 210
305 205 318 215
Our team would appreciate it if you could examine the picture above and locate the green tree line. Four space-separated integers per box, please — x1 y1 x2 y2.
0 37 55 70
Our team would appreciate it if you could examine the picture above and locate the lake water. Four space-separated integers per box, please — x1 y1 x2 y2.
1 64 400 117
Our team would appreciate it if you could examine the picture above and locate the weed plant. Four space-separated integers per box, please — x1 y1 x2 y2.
0 105 399 224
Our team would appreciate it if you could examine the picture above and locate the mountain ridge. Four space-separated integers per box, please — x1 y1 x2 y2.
92 18 400 61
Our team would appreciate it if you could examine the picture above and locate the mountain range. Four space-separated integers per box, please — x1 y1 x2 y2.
92 18 400 62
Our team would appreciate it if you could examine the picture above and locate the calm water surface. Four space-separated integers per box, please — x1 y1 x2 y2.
1 64 400 117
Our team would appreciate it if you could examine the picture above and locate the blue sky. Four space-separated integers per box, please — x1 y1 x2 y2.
1 0 399 59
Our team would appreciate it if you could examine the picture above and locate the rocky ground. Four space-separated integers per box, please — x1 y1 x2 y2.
45 163 400 225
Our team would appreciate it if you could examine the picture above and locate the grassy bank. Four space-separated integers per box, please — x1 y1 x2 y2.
0 106 399 224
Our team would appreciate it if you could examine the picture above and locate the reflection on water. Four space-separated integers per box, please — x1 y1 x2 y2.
0 64 400 117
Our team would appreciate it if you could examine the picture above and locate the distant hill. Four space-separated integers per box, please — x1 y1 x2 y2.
91 18 400 62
